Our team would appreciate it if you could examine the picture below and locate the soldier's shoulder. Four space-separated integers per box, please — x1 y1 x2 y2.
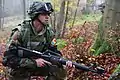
23 19 31 24
21 19 31 27
11 25 21 32
12 20 31 32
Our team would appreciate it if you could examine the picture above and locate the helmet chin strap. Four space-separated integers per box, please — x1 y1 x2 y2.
37 18 46 26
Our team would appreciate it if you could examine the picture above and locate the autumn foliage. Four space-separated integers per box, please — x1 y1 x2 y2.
0 21 120 80
0 37 7 80
61 21 120 80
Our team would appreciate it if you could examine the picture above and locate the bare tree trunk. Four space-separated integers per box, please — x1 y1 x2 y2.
0 0 4 30
23 0 26 19
2 0 4 30
53 1 56 32
103 0 120 55
50 1 56 32
60 1 70 38
0 0 2 29
56 0 65 38
71 0 80 28
90 0 120 56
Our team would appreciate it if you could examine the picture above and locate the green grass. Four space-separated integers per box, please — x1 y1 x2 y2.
76 14 101 24
56 39 67 50
67 13 102 27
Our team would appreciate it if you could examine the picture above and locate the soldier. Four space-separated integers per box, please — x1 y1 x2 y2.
2 1 73 80
98 3 105 13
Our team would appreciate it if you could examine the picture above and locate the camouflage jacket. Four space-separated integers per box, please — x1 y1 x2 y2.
3 20 56 69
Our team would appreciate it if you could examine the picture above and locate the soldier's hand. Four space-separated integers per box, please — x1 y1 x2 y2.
66 61 75 69
35 58 51 67
65 61 75 74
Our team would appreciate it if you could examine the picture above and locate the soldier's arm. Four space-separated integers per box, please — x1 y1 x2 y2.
2 29 37 69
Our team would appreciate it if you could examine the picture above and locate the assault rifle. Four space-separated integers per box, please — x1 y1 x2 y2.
16 46 105 74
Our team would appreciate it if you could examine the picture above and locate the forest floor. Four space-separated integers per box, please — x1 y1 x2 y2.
0 15 120 80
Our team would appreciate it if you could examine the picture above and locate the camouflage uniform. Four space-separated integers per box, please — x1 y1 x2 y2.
2 1 67 80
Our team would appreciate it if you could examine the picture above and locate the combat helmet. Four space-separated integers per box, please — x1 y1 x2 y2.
98 3 105 13
28 1 54 19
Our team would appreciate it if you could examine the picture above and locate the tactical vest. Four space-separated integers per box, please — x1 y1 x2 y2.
11 20 54 52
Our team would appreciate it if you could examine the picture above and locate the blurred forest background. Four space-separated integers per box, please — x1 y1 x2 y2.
0 0 103 36
0 0 120 80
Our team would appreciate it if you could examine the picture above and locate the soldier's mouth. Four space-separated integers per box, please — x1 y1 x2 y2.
45 20 49 22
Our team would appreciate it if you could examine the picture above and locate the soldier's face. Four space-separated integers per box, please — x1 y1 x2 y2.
38 13 50 24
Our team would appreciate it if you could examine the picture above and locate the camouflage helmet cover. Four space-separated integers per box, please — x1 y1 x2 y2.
28 1 54 19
